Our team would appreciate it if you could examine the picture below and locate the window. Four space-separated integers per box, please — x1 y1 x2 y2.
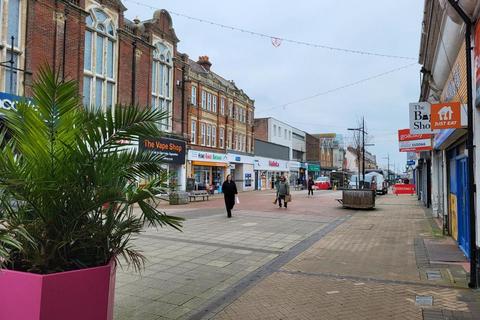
284 129 287 139
219 128 225 148
2 0 22 94
201 90 206 109
152 41 173 131
243 135 246 152
200 123 206 145
234 106 239 121
234 133 238 150
83 8 117 109
212 126 216 147
206 124 211 146
220 98 225 115
228 100 233 117
191 86 197 106
212 95 217 113
207 93 212 111
191 120 196 144
273 125 277 136
227 129 232 149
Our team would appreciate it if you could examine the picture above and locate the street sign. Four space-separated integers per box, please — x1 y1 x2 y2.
431 102 462 130
407 160 415 166
409 102 432 134
398 129 432 152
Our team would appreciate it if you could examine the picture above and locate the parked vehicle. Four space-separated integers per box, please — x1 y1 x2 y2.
314 176 331 190
348 174 377 192
366 172 388 195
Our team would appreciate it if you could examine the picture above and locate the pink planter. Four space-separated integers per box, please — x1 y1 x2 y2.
0 261 116 320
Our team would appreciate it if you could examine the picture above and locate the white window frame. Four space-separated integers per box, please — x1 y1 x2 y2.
212 95 217 113
191 85 197 106
1 0 24 95
151 41 173 131
83 7 118 110
219 127 225 148
220 97 225 115
228 100 233 118
212 126 216 147
206 124 211 146
200 122 206 146
201 90 206 109
191 120 196 144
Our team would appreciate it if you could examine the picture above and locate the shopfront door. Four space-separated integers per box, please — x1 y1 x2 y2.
456 156 470 259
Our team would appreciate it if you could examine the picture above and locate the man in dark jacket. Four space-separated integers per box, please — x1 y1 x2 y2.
222 174 238 218
276 176 290 208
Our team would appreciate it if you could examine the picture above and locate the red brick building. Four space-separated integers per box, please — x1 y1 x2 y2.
183 56 255 192
0 0 255 191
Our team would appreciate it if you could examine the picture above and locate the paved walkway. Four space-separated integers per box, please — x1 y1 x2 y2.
115 191 480 320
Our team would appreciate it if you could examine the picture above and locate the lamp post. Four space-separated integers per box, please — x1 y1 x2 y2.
383 155 390 185
348 117 373 189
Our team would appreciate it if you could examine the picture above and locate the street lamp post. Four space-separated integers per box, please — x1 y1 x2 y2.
348 117 373 189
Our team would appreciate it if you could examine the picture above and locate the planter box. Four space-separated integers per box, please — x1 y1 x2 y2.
341 189 376 209
0 261 116 320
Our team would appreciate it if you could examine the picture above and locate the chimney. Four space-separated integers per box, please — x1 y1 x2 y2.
197 56 212 71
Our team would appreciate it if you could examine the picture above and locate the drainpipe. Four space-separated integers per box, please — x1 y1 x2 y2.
447 0 478 289
131 39 137 105
62 8 68 81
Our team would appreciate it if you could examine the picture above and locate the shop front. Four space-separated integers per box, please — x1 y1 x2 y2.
139 137 187 191
253 156 289 190
307 163 321 180
227 153 255 192
288 161 301 187
187 150 228 193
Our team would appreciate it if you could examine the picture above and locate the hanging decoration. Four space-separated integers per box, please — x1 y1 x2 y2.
271 37 282 47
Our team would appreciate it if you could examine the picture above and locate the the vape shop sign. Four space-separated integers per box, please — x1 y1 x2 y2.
140 137 186 164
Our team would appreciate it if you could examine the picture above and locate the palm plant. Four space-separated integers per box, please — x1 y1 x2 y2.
0 67 183 274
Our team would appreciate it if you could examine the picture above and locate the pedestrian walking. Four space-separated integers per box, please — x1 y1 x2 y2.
307 177 314 196
222 174 238 218
276 176 290 208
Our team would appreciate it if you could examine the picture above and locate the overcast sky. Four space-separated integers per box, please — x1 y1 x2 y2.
125 0 424 172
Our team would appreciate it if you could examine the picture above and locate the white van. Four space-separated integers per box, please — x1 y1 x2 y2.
365 172 388 195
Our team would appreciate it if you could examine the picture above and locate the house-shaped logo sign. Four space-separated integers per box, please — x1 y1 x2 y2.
431 102 462 130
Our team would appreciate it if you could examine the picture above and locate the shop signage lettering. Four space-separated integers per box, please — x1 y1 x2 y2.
189 150 228 163
398 129 432 152
409 102 432 134
140 137 186 164
0 92 33 114
269 160 280 167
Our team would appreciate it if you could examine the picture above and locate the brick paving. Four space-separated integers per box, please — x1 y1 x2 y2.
212 195 480 320
115 191 480 320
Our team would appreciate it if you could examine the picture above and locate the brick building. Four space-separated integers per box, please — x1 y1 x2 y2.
183 56 255 192
0 0 194 190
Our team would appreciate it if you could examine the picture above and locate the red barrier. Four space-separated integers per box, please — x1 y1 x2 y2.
393 184 416 195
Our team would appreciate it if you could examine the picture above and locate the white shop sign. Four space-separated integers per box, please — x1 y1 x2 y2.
227 153 255 164
188 150 228 163
289 161 301 171
254 156 289 171
409 102 433 134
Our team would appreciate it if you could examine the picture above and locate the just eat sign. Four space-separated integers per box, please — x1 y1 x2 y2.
431 102 462 130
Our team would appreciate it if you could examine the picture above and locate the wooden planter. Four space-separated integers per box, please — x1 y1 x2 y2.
0 261 116 320
340 189 376 209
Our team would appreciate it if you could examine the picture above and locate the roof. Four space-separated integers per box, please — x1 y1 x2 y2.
187 59 242 93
